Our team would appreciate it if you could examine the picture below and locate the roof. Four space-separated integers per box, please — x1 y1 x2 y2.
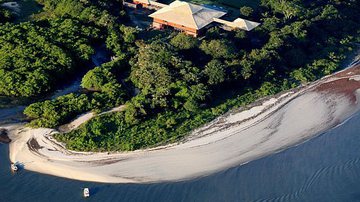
233 18 260 31
134 0 151 4
213 18 260 31
149 1 227 30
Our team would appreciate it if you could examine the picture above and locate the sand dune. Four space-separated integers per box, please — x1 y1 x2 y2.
6 64 360 183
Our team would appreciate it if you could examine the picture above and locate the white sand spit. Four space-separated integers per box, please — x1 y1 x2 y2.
6 65 360 183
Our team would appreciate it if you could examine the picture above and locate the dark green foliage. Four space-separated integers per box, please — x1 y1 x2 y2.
130 41 174 107
81 67 117 91
182 84 208 112
204 60 226 85
24 86 126 128
240 6 254 17
261 0 304 20
24 60 127 128
57 82 281 152
24 93 92 128
0 19 99 97
170 32 199 50
200 39 237 59
120 25 138 44
26 0 360 152
106 25 139 58
35 0 121 27
129 41 206 110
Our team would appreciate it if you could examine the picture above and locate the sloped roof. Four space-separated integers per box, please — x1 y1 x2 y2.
135 0 150 3
135 0 168 8
213 18 260 31
149 1 227 30
233 18 260 31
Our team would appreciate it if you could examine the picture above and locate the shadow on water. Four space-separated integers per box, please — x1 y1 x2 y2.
0 0 43 23
15 0 43 22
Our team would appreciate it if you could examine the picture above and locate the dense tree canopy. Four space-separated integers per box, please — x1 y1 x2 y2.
0 19 100 97
261 0 303 20
81 67 117 91
200 39 237 59
106 25 138 58
130 42 175 107
35 0 122 27
24 93 92 128
25 60 127 127
19 0 360 152
170 32 199 50
204 60 226 85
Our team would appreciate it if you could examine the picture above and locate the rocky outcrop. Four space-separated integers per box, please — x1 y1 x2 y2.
0 128 11 144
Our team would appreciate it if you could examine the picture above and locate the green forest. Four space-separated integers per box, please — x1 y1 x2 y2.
1 0 359 151
0 20 100 96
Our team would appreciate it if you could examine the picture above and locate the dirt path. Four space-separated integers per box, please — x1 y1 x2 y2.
6 64 360 183
58 105 126 133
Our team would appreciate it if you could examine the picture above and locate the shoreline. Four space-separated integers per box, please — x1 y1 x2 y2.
5 63 360 183
0 128 10 144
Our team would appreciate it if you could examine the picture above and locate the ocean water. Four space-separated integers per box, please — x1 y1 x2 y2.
1 111 360 202
2 0 360 200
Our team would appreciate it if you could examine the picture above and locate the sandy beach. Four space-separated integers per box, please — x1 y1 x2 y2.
6 63 360 183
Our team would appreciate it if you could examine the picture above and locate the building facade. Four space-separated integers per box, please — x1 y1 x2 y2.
149 1 226 37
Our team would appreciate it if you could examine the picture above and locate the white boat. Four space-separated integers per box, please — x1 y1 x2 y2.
83 188 90 198
11 163 18 172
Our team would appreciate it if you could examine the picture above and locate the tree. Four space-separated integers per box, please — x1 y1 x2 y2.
240 6 254 17
320 5 339 20
37 0 121 27
21 70 51 97
130 42 176 107
290 69 310 84
260 16 281 32
189 83 208 101
183 84 208 112
24 102 44 119
81 67 117 91
205 27 221 39
256 82 279 96
204 60 226 85
200 39 236 59
234 29 247 39
170 32 199 50
261 0 303 20
124 102 140 125
101 82 126 102
120 25 138 43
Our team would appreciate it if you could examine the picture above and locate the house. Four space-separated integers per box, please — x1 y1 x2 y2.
149 1 227 37
213 18 260 31
132 0 167 9
133 0 150 7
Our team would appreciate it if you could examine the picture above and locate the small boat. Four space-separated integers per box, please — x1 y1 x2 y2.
83 188 90 198
11 163 18 172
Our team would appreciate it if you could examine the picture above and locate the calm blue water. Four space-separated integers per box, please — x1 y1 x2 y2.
2 0 359 200
1 112 360 202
